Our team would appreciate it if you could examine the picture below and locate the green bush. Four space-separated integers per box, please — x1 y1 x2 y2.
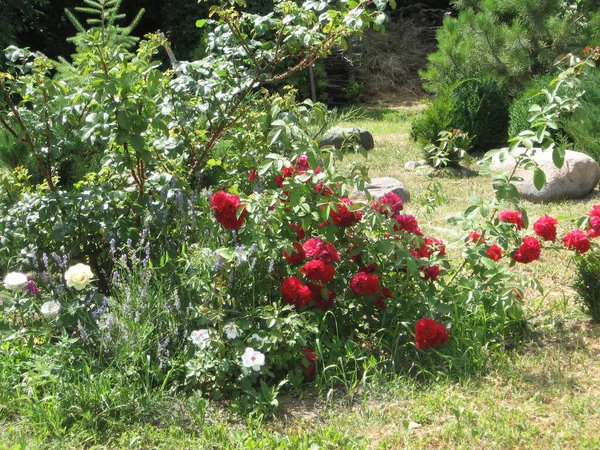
421 0 600 97
508 74 554 139
561 67 600 162
411 79 509 153
573 251 600 322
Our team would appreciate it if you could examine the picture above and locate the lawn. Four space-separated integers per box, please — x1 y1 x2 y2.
2 107 600 449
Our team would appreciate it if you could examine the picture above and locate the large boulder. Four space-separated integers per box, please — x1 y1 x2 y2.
319 127 375 150
490 148 600 203
350 177 411 204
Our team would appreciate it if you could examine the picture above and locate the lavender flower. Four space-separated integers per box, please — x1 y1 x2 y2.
92 297 109 319
109 238 117 255
268 259 275 273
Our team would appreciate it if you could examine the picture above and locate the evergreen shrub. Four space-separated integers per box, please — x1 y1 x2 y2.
573 251 600 322
411 79 509 153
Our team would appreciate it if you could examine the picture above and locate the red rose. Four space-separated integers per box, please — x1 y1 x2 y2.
301 260 335 283
415 318 449 349
513 237 541 264
372 192 403 216
411 237 446 259
275 166 294 188
283 242 306 265
315 182 334 197
301 348 318 377
248 169 258 181
392 214 423 235
290 223 305 240
330 197 363 228
498 210 525 230
307 283 336 310
210 190 247 230
303 238 340 263
486 244 503 261
281 277 312 307
533 214 558 241
350 272 381 295
468 231 485 244
563 229 591 253
587 205 600 238
293 155 310 174
421 264 440 281
375 287 393 310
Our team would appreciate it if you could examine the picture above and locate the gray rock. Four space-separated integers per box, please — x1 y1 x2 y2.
490 148 600 203
404 160 427 171
350 177 411 204
319 127 375 150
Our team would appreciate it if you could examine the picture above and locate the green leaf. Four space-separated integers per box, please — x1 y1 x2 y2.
117 111 131 130
533 167 546 191
130 135 145 152
552 146 565 168
196 19 208 28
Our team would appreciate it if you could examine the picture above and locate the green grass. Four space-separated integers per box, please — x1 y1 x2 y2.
2 106 600 449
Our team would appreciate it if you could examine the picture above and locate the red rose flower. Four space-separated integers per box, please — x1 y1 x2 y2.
210 190 247 230
301 348 318 377
248 169 257 181
498 210 525 230
290 223 306 240
301 260 335 283
281 277 312 307
468 231 485 244
375 287 393 310
421 264 440 281
486 244 503 261
330 197 363 228
392 214 423 235
415 318 449 349
283 242 306 265
315 182 334 197
411 237 446 259
587 205 600 238
372 192 403 216
513 237 541 264
303 238 340 263
275 166 294 188
533 214 558 241
563 229 591 253
350 272 381 295
293 155 310 174
307 283 336 310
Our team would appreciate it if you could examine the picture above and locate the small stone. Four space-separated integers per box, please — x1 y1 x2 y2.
349 177 411 203
404 160 425 171
319 127 375 150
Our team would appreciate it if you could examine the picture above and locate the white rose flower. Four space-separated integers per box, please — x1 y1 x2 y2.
64 264 94 290
40 301 61 318
190 329 210 347
223 323 241 340
250 333 266 346
3 272 28 291
241 347 265 371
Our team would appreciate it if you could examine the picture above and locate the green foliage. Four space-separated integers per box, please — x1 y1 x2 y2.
424 128 471 168
573 250 600 322
508 74 554 139
411 78 509 152
422 0 600 96
561 66 600 162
